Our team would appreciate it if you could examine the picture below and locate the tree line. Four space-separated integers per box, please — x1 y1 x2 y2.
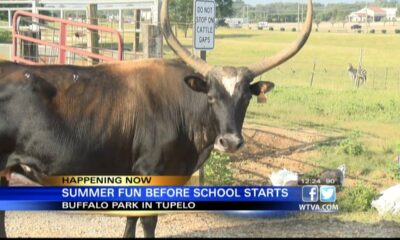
233 0 399 23
1 0 399 28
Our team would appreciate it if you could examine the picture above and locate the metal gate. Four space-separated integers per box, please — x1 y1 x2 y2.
12 10 123 65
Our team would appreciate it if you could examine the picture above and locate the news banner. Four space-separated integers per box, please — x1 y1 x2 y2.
0 176 339 214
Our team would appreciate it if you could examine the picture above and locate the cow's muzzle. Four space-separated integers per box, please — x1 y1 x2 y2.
214 134 244 153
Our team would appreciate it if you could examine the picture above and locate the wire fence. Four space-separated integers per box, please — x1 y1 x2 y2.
160 22 400 92
262 60 400 91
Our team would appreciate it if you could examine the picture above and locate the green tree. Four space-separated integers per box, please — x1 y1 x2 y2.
169 0 193 38
0 4 31 20
215 0 233 19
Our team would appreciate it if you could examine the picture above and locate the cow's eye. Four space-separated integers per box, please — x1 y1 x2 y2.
208 95 216 104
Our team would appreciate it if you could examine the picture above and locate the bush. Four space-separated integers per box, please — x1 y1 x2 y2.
382 29 387 34
388 159 400 180
315 28 319 32
269 26 274 31
357 30 362 34
339 182 377 212
395 29 400 34
339 132 366 156
340 139 365 156
370 29 375 34
0 29 11 44
292 27 296 32
280 27 285 32
204 151 232 185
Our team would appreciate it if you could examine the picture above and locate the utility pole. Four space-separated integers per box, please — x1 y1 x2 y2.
365 0 368 33
298 1 300 31
247 5 249 25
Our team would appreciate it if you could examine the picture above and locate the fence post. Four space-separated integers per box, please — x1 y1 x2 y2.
87 4 100 65
373 69 375 89
398 70 400 92
309 59 316 87
134 10 141 53
356 48 363 89
385 67 388 90
142 24 163 58
59 22 67 64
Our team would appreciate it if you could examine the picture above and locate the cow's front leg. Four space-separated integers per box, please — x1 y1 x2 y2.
123 216 139 238
0 177 8 238
140 216 158 238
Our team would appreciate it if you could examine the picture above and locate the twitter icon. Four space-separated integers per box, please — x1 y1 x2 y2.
320 186 336 202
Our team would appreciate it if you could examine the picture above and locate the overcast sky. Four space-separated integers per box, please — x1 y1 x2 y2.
244 0 374 5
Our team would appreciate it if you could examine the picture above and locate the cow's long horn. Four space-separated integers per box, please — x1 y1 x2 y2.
160 0 214 76
248 0 313 77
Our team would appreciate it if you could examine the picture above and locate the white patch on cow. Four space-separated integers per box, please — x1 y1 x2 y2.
221 77 240 96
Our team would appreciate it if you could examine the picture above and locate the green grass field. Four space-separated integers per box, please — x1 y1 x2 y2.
166 27 400 90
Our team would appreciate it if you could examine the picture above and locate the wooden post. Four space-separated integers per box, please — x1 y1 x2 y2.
134 10 141 53
356 48 363 88
373 70 375 89
385 68 388 90
310 59 316 87
87 4 99 65
142 24 163 58
398 70 400 92
198 50 207 186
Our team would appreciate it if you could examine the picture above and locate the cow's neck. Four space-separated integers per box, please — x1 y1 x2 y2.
181 90 218 154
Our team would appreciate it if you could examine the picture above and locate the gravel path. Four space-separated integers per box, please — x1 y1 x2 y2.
5 211 400 238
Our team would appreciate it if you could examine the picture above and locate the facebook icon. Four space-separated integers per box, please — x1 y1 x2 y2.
302 186 319 202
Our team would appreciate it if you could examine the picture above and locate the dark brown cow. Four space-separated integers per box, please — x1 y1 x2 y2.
0 0 313 237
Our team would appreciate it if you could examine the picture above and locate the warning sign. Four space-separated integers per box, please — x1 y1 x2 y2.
193 0 215 50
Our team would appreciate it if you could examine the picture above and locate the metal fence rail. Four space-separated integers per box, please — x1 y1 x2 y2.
12 10 123 65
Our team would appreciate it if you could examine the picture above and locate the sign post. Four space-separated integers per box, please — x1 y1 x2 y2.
193 0 215 185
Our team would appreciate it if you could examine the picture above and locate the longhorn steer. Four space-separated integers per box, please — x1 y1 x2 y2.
0 0 313 237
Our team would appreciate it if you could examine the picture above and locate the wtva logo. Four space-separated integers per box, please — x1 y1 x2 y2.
302 186 336 203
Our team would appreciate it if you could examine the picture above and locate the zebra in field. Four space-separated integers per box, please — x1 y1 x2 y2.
348 63 367 88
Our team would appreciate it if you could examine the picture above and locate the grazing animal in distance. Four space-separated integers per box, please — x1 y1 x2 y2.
348 63 367 88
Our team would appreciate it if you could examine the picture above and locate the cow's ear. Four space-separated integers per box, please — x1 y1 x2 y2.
250 81 275 96
25 72 57 99
184 75 208 93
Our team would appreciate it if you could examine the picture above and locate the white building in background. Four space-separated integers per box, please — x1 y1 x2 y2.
224 18 248 28
348 6 398 22
383 8 398 21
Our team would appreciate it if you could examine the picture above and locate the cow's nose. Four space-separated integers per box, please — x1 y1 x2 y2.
214 134 244 153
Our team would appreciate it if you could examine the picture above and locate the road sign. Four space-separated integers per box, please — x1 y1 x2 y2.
193 0 215 50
